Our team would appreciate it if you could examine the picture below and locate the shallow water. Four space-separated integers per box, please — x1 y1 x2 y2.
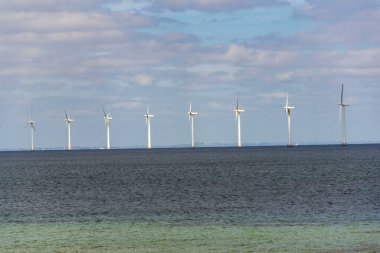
1 222 379 253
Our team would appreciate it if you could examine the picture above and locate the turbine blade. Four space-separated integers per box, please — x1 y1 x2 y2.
65 110 68 120
189 101 192 113
103 108 107 117
236 98 239 110
30 106 33 121
341 84 344 104
286 93 289 107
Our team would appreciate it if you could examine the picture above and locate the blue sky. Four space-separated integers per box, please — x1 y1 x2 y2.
0 0 379 149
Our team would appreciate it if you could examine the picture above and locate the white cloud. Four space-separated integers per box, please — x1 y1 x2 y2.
46 30 123 43
274 71 294 82
134 74 153 86
112 100 144 111
222 45 298 67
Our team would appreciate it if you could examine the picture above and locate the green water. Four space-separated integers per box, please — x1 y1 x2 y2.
1 222 379 252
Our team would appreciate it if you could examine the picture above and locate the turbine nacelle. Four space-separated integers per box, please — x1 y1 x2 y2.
145 107 154 118
234 109 245 113
284 93 294 115
28 121 36 131
104 116 112 126
65 110 74 124
145 113 154 125
103 108 112 123
284 106 294 115
103 110 112 119
188 102 197 118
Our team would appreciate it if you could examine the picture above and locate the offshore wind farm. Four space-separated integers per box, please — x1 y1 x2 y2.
0 85 353 151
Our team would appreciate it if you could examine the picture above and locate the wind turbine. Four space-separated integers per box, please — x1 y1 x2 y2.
65 110 74 150
144 107 154 149
284 93 294 147
187 102 197 148
103 108 112 149
338 84 350 146
27 108 36 151
234 98 245 148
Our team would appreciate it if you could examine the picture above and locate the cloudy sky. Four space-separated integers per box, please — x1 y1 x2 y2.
0 0 379 149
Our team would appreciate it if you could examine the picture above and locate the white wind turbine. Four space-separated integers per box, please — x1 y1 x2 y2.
284 93 294 147
338 84 350 146
234 98 245 148
144 107 154 149
103 108 112 149
187 102 197 148
27 108 36 151
65 110 74 150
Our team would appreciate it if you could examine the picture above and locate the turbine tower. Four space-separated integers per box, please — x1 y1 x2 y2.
234 98 245 148
65 110 74 150
338 84 350 146
284 93 294 147
103 108 112 149
144 107 154 149
187 102 197 148
27 108 36 151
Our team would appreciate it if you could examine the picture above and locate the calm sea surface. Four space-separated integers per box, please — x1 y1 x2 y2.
0 145 379 225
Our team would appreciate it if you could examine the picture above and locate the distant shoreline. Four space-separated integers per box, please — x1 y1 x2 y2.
0 142 379 152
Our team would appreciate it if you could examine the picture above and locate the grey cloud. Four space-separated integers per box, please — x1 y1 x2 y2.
0 0 118 11
148 0 286 12
0 11 154 33
299 0 379 21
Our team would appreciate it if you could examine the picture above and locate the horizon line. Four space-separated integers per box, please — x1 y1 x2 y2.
1 142 379 152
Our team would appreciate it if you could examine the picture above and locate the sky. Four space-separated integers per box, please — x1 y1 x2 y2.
0 0 379 150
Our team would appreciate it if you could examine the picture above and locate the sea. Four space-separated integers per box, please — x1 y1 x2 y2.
0 145 379 252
